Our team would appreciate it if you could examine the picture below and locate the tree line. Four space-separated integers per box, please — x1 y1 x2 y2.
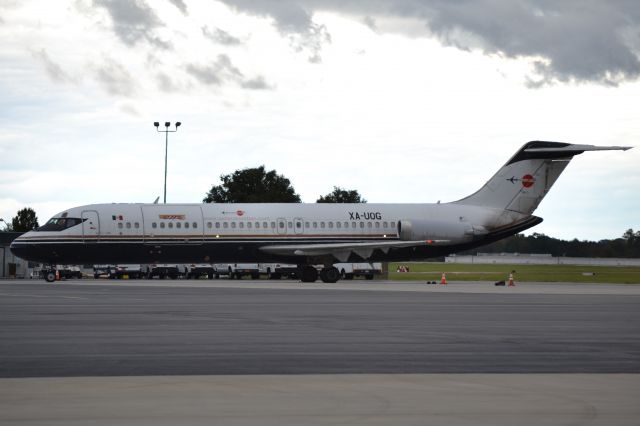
3 165 638 258
459 230 640 258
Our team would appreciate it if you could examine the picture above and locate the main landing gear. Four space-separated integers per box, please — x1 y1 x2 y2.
299 265 341 283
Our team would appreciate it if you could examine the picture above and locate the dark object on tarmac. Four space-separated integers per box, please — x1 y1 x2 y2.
495 281 506 286
427 281 437 284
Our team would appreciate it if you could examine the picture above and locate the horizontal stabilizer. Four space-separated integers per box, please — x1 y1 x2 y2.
524 144 632 153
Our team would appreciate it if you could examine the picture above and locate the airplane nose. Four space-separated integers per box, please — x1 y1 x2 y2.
9 238 29 260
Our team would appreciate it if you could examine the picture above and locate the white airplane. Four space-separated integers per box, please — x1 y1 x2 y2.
10 141 631 283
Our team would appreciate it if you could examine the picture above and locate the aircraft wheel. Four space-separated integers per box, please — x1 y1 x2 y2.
320 266 340 283
44 270 56 283
300 266 318 283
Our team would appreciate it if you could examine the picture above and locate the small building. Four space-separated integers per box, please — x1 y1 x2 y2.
0 232 34 278
446 252 640 267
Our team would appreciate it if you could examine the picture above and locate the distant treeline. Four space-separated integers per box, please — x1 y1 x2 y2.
462 229 640 258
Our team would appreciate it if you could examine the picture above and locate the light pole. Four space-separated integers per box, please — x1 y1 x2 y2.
154 121 181 203
0 219 6 278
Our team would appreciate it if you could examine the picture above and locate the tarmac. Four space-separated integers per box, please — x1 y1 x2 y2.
1 279 639 425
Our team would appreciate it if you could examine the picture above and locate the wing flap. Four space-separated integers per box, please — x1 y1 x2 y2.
260 239 448 260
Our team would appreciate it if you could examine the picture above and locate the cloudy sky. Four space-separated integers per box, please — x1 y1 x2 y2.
1 0 638 241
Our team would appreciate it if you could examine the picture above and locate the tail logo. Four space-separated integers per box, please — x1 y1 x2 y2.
522 174 535 188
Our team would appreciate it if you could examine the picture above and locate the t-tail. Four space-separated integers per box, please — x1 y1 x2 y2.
454 141 632 215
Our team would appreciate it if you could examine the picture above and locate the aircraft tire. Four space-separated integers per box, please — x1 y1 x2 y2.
320 266 340 283
300 266 318 283
44 270 56 283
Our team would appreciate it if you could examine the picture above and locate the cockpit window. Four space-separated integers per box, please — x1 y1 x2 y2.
36 217 86 232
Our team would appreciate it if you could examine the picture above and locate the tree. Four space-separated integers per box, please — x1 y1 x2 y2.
316 186 367 203
10 207 39 232
203 165 301 203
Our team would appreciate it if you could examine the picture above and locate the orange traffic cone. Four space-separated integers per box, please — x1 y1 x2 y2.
55 270 60 281
508 272 515 286
440 272 447 285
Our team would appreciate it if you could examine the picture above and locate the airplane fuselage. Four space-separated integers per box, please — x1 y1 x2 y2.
10 202 537 265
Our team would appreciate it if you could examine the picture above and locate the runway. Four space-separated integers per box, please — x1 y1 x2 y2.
1 279 639 425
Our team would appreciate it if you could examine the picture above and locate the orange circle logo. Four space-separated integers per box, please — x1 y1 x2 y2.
522 174 535 188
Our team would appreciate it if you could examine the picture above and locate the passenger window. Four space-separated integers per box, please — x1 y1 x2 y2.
352 222 356 228
383 221 388 228
160 222 165 229
231 222 236 229
215 222 220 228
193 222 197 228
391 221 396 229
270 221 275 228
360 222 364 228
296 221 301 229
239 222 244 229
375 222 380 228
336 222 341 229
305 222 310 228
126 222 131 229
279 221 285 229
287 221 292 228
176 222 182 229
185 222 189 229
207 222 212 229
135 222 140 229
168 222 173 229
152 222 157 229
255 222 260 228
313 222 317 228
118 223 123 229
367 222 372 228
223 222 228 229
328 222 334 229
320 222 325 229
247 222 252 229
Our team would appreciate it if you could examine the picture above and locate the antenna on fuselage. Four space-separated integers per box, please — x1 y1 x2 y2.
153 196 160 204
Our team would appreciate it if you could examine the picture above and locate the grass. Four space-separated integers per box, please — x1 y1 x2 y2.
388 262 640 284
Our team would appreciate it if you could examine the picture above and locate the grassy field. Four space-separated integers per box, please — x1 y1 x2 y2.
388 262 640 284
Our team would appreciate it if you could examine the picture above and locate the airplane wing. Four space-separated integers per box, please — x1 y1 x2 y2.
259 240 448 262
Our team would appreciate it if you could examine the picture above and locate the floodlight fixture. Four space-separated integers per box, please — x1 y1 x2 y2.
154 122 159 127
164 122 170 127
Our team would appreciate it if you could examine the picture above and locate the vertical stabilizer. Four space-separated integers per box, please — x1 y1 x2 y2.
454 141 631 215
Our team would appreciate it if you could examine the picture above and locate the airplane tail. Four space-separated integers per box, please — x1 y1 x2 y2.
454 141 631 215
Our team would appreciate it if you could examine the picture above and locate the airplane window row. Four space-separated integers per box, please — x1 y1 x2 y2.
150 222 198 229
117 222 140 229
198 220 397 231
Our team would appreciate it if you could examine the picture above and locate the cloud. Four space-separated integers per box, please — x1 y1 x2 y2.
168 0 187 15
93 0 171 49
93 57 137 96
219 0 331 63
201 26 243 46
217 0 640 86
31 49 73 83
185 54 273 90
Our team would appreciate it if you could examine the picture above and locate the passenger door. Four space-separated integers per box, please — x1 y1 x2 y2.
81 210 100 242
277 218 287 235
